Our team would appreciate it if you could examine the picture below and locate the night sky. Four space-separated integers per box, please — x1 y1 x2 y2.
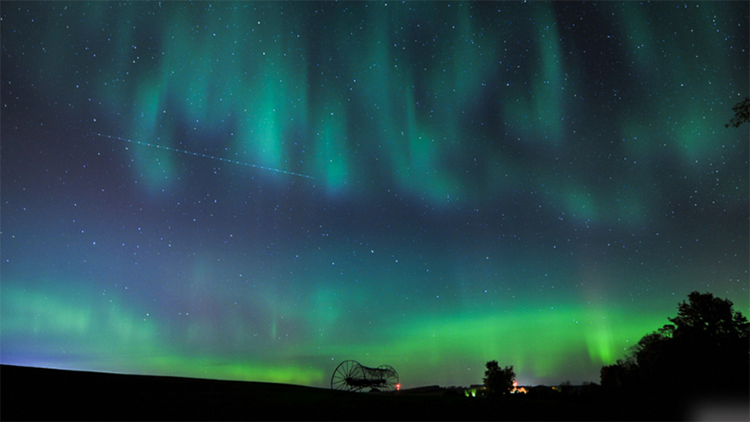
2 1 748 388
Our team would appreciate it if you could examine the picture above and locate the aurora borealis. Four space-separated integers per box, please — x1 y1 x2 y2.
1 1 748 388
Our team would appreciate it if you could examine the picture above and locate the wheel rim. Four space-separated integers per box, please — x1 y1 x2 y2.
376 365 399 392
331 360 364 391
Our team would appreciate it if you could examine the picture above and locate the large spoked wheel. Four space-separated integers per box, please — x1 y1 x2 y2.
376 365 399 392
331 360 364 391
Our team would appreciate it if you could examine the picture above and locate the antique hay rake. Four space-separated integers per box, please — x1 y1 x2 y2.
330 360 399 392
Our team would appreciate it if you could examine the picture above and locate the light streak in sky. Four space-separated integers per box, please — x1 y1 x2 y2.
92 132 315 179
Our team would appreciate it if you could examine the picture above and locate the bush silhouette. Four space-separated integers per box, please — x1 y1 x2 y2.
483 361 515 397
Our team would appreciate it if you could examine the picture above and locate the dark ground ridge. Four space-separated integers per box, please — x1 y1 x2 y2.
1 365 745 421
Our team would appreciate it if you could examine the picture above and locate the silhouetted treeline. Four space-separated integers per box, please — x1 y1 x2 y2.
601 291 749 400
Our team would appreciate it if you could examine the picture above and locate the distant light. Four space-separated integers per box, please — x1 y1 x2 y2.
396 383 401 390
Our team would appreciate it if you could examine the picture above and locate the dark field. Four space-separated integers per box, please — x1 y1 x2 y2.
0 365 743 421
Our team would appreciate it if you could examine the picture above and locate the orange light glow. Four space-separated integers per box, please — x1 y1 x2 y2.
396 383 401 390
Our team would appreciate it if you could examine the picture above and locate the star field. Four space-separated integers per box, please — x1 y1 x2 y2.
1 1 748 387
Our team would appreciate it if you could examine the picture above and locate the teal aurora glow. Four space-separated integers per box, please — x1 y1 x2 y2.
1 1 747 388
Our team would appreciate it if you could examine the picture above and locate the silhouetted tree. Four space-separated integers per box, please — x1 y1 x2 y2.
726 97 749 128
668 291 749 339
483 361 515 397
602 291 749 397
600 364 623 389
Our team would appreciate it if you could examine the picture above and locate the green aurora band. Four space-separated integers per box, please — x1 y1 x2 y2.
1 2 747 388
